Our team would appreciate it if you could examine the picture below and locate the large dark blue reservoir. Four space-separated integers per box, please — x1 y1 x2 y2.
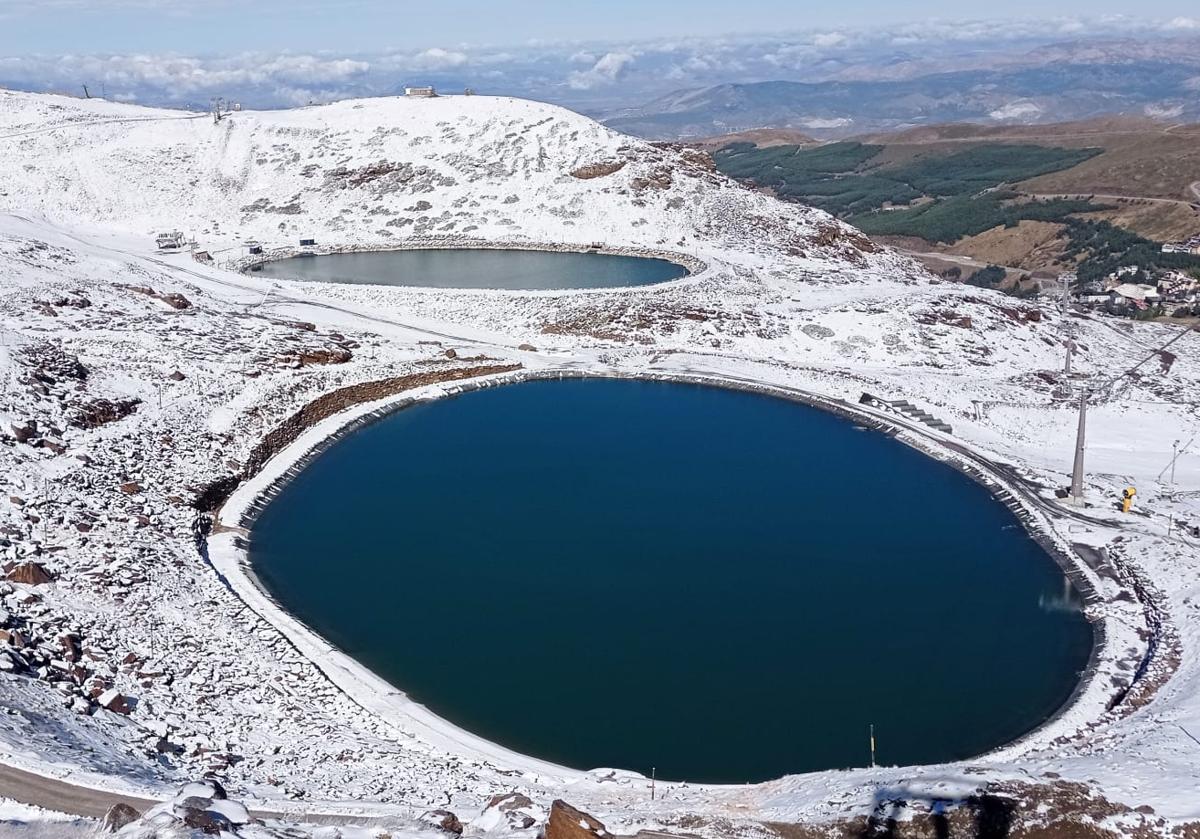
249 378 1093 783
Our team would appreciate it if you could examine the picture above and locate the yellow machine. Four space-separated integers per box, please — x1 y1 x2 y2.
1121 486 1137 513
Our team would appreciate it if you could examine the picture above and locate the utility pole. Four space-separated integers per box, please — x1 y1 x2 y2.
1064 341 1073 377
869 724 877 768
650 767 656 801
1070 388 1088 505
1171 439 1180 492
1064 324 1196 512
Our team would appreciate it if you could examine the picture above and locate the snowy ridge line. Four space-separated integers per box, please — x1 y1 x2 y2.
209 365 1122 796
231 238 708 293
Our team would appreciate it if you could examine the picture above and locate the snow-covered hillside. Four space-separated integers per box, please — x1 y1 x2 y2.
0 89 1198 837
0 88 898 270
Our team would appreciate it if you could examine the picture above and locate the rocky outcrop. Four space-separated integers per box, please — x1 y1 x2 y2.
9 421 37 443
421 808 464 835
98 688 133 715
483 792 538 830
112 780 254 837
115 284 192 310
5 561 53 585
69 397 141 429
19 341 89 384
293 347 353 366
101 803 141 833
571 160 627 179
545 800 611 839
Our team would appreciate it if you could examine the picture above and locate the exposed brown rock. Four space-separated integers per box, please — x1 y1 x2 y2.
571 160 627 179
98 689 132 715
487 792 533 811
295 347 352 366
39 438 68 455
101 803 140 833
58 633 82 662
115 284 192 310
6 562 53 585
181 803 232 834
9 422 37 443
546 800 610 839
486 792 536 829
69 398 141 430
422 809 464 835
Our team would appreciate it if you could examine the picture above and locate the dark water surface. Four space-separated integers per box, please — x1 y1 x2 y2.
249 379 1093 783
253 248 688 290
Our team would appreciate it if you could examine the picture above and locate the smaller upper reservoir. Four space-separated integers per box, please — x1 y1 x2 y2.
252 248 689 291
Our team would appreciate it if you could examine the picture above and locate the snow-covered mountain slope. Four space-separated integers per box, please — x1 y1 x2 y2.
0 88 899 272
0 90 1198 837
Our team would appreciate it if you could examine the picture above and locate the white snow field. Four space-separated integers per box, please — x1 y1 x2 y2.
0 88 1198 837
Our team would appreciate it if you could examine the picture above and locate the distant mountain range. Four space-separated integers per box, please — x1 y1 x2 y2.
602 57 1200 140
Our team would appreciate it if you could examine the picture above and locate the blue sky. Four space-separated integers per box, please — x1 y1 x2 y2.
1 0 1197 53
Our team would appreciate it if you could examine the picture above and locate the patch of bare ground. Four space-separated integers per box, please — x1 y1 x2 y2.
687 128 819 150
540 303 784 345
848 118 1200 204
855 115 1180 145
758 781 1193 839
1019 129 1200 202
1077 201 1200 242
944 221 1068 271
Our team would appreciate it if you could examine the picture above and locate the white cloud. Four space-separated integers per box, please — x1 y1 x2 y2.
811 32 847 48
1164 17 1199 30
1 14 1198 110
409 48 468 70
566 51 635 90
0 52 369 102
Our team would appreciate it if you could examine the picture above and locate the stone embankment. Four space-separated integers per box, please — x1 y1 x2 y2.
193 363 521 515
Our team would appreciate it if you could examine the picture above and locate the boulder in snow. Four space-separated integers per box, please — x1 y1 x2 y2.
545 800 610 839
97 688 133 715
421 808 464 835
5 561 53 585
101 802 141 833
